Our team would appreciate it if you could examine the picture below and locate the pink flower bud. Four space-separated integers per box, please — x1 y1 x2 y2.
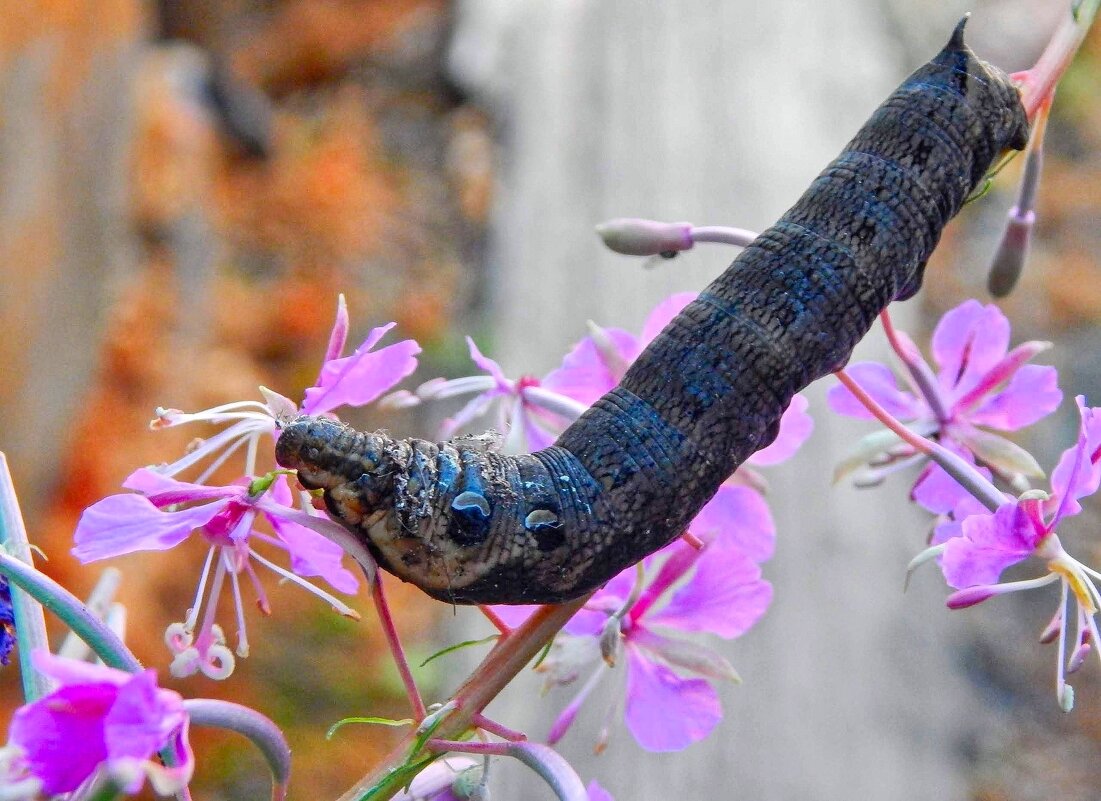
595 218 693 256
946 586 996 609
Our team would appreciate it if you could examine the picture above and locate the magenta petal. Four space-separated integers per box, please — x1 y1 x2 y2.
826 362 922 420
542 329 637 407
265 511 359 594
690 484 775 562
648 546 771 638
10 683 112 793
939 503 1040 588
748 394 813 466
932 301 1010 396
262 477 358 593
303 324 421 415
564 570 638 637
911 444 991 515
72 494 226 562
123 468 241 506
1048 398 1101 519
464 337 510 388
638 292 698 348
103 670 185 761
587 780 614 801
32 650 129 687
969 364 1062 430
623 645 721 752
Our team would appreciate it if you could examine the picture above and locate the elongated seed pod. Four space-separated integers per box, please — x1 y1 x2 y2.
276 20 1029 605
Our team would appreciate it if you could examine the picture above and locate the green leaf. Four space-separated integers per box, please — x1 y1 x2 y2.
960 428 1045 479
420 634 500 667
326 716 414 740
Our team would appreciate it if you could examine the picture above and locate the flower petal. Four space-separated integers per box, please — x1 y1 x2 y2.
968 364 1062 431
1048 397 1101 519
690 484 775 562
72 494 226 562
747 394 813 466
931 301 1010 399
623 645 721 751
826 362 922 421
103 670 186 762
939 502 1041 588
465 337 510 389
647 545 772 638
10 682 112 794
911 445 991 516
542 328 637 407
638 292 698 349
302 324 421 415
123 468 242 506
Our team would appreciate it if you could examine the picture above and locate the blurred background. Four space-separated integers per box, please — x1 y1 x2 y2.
1 0 1099 799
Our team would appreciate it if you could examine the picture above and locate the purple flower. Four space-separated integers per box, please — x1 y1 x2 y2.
919 397 1101 710
4 651 192 796
0 577 14 667
494 486 772 752
152 294 420 481
391 337 588 453
828 300 1061 511
73 470 360 679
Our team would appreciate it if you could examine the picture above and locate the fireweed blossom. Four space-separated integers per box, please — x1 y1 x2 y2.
72 296 419 678
384 337 590 453
914 397 1101 711
491 480 776 753
151 295 421 481
74 470 361 679
0 651 192 797
827 299 1061 513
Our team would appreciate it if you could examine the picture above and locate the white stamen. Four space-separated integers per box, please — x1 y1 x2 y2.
185 547 218 631
247 548 361 619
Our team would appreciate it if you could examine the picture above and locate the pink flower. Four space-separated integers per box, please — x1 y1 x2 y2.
918 397 1101 710
400 337 588 453
494 487 772 752
828 300 1061 512
73 469 360 679
153 294 420 481
4 651 192 796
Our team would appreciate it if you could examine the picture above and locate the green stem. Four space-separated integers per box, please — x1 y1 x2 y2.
335 596 589 801
0 551 140 672
0 453 53 700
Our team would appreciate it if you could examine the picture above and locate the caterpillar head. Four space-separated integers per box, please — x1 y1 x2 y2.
939 15 1031 159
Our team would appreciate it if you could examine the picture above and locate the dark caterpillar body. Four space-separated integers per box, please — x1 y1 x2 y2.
275 20 1029 605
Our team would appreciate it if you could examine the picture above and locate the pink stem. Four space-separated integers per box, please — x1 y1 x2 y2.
370 575 427 720
472 713 527 741
427 738 509 755
477 605 512 635
834 369 1004 512
1017 5 1096 121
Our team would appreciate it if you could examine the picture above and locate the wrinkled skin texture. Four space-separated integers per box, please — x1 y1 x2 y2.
276 21 1029 605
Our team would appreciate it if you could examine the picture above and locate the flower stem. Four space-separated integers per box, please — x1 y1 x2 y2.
335 596 588 801
477 605 512 635
0 551 141 673
833 369 1004 512
878 310 950 424
1018 0 1099 120
370 573 427 720
184 699 291 801
0 454 51 701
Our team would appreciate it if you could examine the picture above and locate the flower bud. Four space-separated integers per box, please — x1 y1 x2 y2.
987 207 1035 298
595 218 693 257
946 586 995 609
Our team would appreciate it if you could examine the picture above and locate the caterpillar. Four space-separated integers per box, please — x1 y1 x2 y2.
275 19 1029 605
